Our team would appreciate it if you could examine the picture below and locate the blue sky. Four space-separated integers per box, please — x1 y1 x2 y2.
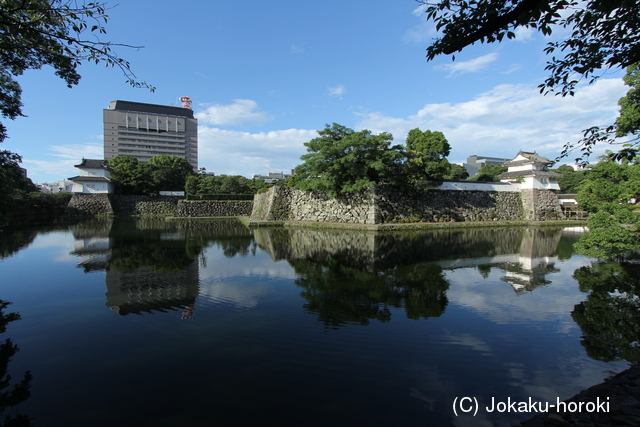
4 0 629 184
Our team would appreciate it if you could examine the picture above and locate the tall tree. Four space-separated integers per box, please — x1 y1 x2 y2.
405 128 451 181
147 155 194 191
0 0 151 143
293 123 406 197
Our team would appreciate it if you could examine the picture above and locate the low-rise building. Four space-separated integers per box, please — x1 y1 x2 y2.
68 159 115 194
252 171 292 184
498 151 562 190
40 180 74 193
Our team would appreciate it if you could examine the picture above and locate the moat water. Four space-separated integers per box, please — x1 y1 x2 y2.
0 218 637 426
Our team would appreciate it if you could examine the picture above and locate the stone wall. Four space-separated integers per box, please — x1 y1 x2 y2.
253 185 564 224
66 194 251 217
375 186 523 223
251 186 375 223
110 195 182 216
521 189 563 221
66 193 114 216
176 200 252 217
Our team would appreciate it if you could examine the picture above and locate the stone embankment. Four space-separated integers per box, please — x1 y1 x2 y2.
252 186 375 223
375 186 523 223
65 194 252 217
176 200 252 217
252 184 559 224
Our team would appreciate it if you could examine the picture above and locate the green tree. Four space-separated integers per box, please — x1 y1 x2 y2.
293 123 406 197
108 156 155 195
420 0 640 97
571 262 640 363
147 155 194 191
573 203 640 261
553 164 588 193
405 128 451 181
576 156 640 212
444 163 470 180
468 163 508 182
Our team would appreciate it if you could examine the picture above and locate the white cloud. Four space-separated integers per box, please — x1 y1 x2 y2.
403 4 437 44
327 84 346 98
435 53 500 76
514 26 536 42
195 99 274 126
23 143 103 182
289 44 304 54
355 77 627 163
197 126 317 176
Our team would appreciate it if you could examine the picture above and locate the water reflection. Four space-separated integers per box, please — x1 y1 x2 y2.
572 261 640 363
254 227 569 327
0 300 31 425
68 218 254 315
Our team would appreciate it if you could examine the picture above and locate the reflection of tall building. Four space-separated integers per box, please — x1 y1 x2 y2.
68 219 201 315
105 261 200 315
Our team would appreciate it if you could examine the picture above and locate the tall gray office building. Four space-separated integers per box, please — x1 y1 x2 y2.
103 99 198 169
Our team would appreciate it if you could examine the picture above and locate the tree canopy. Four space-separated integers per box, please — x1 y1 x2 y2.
575 154 640 212
0 0 151 143
292 123 406 197
420 0 640 97
108 155 194 196
405 128 451 181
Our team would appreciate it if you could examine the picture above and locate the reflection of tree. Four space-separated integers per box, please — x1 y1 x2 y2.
0 300 31 426
571 262 640 363
289 257 450 329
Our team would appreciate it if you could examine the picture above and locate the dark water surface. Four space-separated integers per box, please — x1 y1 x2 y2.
0 218 636 426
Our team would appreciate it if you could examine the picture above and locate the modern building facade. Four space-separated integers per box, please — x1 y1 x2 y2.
103 100 198 170
463 154 511 177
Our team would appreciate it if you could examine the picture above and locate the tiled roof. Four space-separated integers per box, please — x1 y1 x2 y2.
68 175 114 182
503 151 553 166
74 159 109 169
498 170 563 179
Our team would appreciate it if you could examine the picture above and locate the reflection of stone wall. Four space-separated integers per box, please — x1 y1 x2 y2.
255 226 566 272
254 228 376 269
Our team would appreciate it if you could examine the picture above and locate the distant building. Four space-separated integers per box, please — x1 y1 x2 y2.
463 155 511 177
103 99 198 170
498 151 562 190
252 171 292 184
68 159 115 194
40 180 73 193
